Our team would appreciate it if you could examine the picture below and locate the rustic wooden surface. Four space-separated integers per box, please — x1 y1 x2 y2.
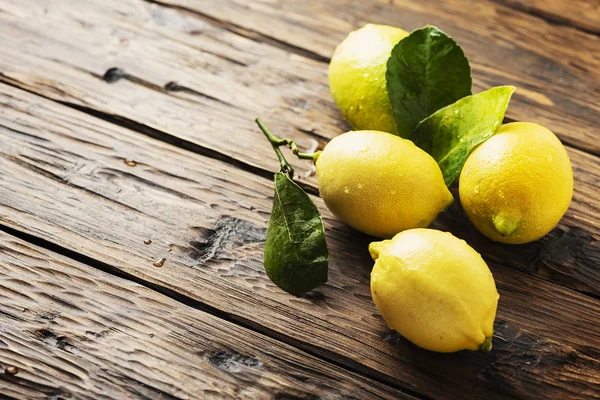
0 0 598 399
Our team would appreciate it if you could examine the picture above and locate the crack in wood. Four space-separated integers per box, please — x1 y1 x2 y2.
164 80 238 108
101 67 170 94
33 328 76 353
478 321 600 398
142 0 330 63
100 369 183 400
101 66 242 109
5 154 151 217
489 0 600 36
0 375 72 399
1 79 324 197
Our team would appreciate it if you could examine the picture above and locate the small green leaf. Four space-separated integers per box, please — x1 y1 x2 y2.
412 86 516 186
386 26 472 138
264 172 328 296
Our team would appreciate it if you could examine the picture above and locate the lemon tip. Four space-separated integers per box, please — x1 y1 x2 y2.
492 214 519 236
479 337 493 352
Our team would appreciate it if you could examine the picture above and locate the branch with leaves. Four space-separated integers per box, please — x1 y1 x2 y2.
256 118 328 296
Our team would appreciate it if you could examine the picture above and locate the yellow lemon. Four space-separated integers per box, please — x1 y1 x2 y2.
459 122 573 244
370 229 499 353
329 24 408 134
316 130 453 238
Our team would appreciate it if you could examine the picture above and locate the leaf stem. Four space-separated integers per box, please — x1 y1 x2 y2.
256 117 295 178
256 117 321 176
288 140 321 161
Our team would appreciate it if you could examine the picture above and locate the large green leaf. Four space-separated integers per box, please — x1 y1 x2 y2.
386 26 472 138
412 86 516 186
264 172 328 296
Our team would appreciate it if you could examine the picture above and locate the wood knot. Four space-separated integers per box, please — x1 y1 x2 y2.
38 310 61 321
164 81 183 92
383 330 405 346
35 328 75 351
102 67 127 83
208 349 261 372
4 366 19 375
153 257 166 268
189 216 265 265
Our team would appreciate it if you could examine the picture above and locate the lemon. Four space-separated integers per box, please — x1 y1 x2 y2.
459 122 573 244
329 24 408 134
315 130 453 238
370 229 499 353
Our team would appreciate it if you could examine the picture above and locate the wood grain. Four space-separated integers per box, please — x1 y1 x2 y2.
0 231 412 400
494 0 600 35
0 0 338 179
0 84 598 399
0 0 598 180
0 0 598 296
147 0 600 155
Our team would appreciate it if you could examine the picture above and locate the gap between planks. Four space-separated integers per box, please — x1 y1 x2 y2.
127 0 600 157
489 0 600 36
0 76 319 196
143 0 331 63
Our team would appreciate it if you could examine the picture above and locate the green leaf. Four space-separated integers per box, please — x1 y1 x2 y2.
386 26 472 138
412 86 516 186
264 172 328 296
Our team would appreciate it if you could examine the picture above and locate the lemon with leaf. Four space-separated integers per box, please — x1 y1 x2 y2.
316 130 453 238
329 24 408 134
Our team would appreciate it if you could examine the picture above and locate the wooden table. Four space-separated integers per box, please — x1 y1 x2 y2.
0 0 598 398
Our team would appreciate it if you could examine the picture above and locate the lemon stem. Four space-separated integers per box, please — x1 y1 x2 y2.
255 118 320 176
479 337 493 352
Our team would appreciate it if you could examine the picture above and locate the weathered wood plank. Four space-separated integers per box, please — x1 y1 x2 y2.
494 0 600 35
0 0 597 296
0 232 412 400
149 0 600 155
0 0 598 162
0 84 598 399
0 0 337 178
